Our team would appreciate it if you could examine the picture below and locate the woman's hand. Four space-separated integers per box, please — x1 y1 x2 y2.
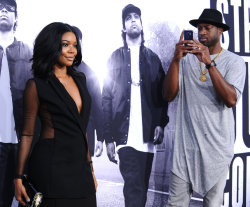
92 171 98 190
14 178 30 206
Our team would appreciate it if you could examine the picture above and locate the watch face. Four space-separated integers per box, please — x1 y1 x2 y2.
206 63 211 69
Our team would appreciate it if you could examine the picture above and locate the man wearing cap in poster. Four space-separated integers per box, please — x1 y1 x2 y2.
102 4 168 207
0 0 32 206
164 8 246 206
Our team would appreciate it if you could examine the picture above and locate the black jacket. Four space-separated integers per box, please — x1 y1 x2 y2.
0 39 32 139
20 71 95 197
102 45 168 146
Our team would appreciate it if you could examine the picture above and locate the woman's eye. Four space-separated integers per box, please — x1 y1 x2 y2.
73 45 77 48
62 43 68 47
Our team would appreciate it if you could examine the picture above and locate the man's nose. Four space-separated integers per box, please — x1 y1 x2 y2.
131 16 136 21
199 28 206 35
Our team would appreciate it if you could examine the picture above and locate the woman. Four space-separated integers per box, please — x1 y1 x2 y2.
14 22 97 207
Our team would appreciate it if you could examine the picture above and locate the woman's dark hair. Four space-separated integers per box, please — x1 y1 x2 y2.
31 22 82 79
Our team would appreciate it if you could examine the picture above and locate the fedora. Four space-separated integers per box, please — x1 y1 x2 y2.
189 9 230 31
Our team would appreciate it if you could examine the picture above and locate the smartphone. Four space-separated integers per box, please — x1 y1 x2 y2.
184 30 193 48
184 30 193 40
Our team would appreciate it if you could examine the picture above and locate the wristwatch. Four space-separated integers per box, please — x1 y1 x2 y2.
206 60 216 69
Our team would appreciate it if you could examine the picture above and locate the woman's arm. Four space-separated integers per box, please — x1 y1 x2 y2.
15 80 39 205
86 133 97 190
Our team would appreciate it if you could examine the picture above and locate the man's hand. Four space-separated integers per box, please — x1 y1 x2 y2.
95 141 103 157
106 142 117 164
173 30 194 62
190 39 211 65
153 126 164 145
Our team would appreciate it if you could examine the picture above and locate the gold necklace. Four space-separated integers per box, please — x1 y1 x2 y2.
200 48 223 82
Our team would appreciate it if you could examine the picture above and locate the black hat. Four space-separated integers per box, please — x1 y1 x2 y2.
122 4 141 28
189 8 230 31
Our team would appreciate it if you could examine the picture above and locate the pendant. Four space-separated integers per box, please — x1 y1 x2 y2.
200 75 206 82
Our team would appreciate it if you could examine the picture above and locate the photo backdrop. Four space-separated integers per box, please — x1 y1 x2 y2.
12 0 249 206
211 0 250 206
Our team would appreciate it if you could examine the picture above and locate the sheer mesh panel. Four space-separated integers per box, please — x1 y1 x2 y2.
16 79 54 176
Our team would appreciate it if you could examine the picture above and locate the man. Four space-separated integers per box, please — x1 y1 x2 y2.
72 26 103 157
102 4 168 207
163 9 246 206
0 0 32 206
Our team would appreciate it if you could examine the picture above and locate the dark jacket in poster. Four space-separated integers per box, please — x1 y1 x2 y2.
102 45 168 146
77 61 103 156
0 38 33 139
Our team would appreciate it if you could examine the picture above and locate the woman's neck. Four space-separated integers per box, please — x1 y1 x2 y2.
53 65 68 79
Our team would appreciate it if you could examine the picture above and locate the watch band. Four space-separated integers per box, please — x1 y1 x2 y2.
14 174 24 179
206 60 216 69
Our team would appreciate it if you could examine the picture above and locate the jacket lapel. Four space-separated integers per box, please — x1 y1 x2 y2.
48 74 88 148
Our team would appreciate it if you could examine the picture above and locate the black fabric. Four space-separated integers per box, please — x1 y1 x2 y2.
189 8 230 31
19 194 97 207
16 72 95 198
0 143 18 207
40 194 97 207
118 147 154 207
102 45 168 146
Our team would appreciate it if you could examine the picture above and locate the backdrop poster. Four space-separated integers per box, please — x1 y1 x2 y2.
211 0 250 206
10 0 249 206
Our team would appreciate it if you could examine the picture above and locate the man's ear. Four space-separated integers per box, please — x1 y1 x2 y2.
218 27 223 35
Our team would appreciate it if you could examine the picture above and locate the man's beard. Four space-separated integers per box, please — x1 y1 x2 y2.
200 36 220 48
0 21 13 32
126 30 141 39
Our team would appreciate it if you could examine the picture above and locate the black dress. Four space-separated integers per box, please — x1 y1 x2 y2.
16 71 96 206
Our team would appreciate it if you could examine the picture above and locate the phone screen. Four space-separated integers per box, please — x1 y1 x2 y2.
184 30 193 40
